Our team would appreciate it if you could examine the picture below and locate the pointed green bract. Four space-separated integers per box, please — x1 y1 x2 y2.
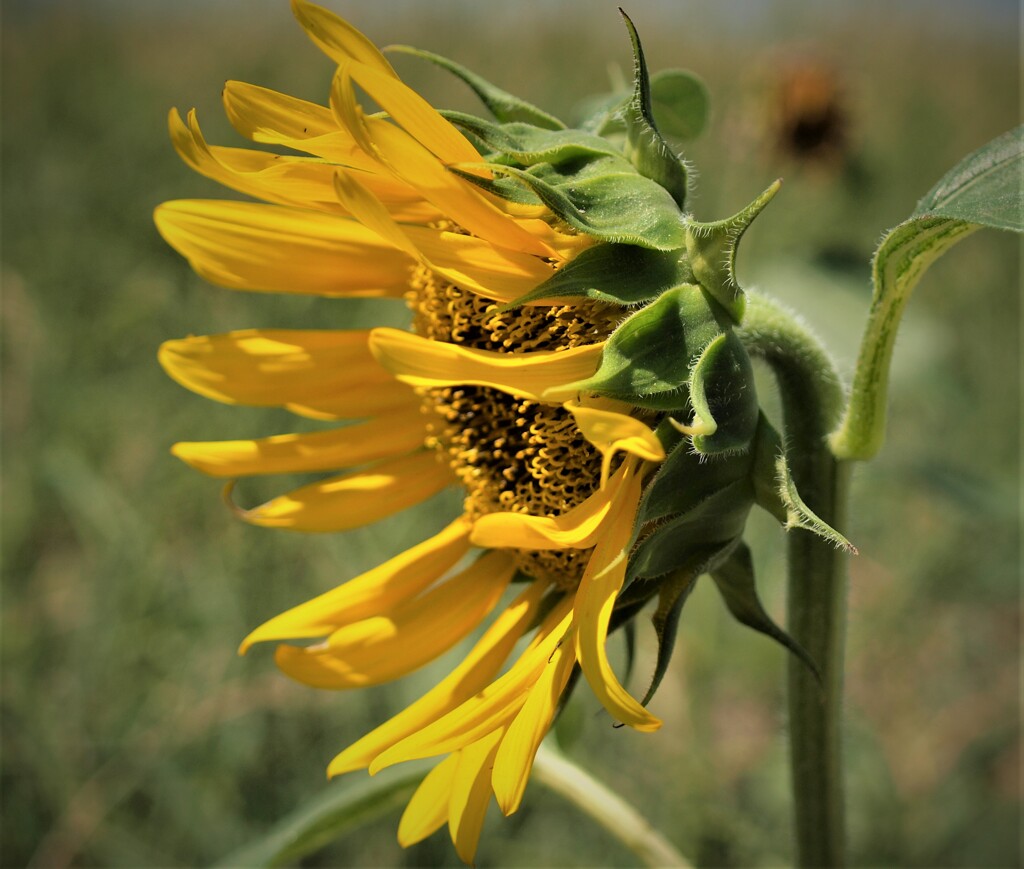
619 10 689 209
386 44 566 130
502 243 691 309
641 570 698 705
685 180 782 321
710 544 821 684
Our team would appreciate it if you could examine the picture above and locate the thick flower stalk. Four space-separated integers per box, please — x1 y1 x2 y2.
158 2 849 861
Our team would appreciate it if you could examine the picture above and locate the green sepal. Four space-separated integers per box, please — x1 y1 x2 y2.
569 283 725 408
385 44 566 130
500 242 692 309
628 487 751 581
710 543 821 684
687 330 760 455
619 10 689 208
751 420 857 552
685 180 782 321
636 435 753 528
640 569 698 706
448 164 543 206
483 161 687 251
443 114 621 165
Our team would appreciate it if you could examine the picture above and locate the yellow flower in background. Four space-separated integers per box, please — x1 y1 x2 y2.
158 1 831 861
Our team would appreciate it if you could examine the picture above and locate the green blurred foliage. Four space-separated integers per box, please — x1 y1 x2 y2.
2 1 1018 866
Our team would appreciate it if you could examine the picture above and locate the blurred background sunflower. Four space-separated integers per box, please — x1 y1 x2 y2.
2 1 1018 866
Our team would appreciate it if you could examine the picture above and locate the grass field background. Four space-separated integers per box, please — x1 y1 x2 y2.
2 1 1019 866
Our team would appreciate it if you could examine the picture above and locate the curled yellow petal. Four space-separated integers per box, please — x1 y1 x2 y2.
369 327 604 403
291 0 397 76
333 170 552 301
371 598 574 771
345 59 481 166
491 630 576 816
232 450 454 532
449 730 503 865
240 516 472 653
273 550 517 689
155 200 414 298
470 458 633 552
573 462 662 732
172 407 426 478
329 580 546 776
564 399 666 486
397 755 458 847
339 105 555 259
170 109 341 212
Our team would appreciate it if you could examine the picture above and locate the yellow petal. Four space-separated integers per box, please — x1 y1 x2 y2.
397 755 458 847
222 80 338 142
158 328 416 419
371 597 574 770
273 550 517 689
405 226 555 304
170 109 339 211
345 60 481 166
155 200 414 298
329 580 546 776
342 108 555 259
491 631 575 816
333 171 552 301
369 327 604 403
240 516 472 653
470 458 633 551
573 461 662 732
233 450 453 533
172 407 426 478
564 400 666 486
291 0 397 76
449 730 503 865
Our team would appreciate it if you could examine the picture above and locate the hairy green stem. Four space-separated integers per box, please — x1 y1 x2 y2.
533 743 693 868
739 294 850 867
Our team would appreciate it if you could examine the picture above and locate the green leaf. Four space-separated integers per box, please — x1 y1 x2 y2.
386 44 566 130
486 161 687 251
687 331 760 455
572 284 725 406
830 128 1023 459
710 543 820 683
649 69 710 141
501 242 691 308
913 125 1024 230
215 763 431 868
620 10 689 208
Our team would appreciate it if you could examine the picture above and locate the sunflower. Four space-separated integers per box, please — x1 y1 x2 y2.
158 1 838 861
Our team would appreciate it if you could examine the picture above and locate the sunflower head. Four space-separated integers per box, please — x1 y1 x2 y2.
157 2 850 861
